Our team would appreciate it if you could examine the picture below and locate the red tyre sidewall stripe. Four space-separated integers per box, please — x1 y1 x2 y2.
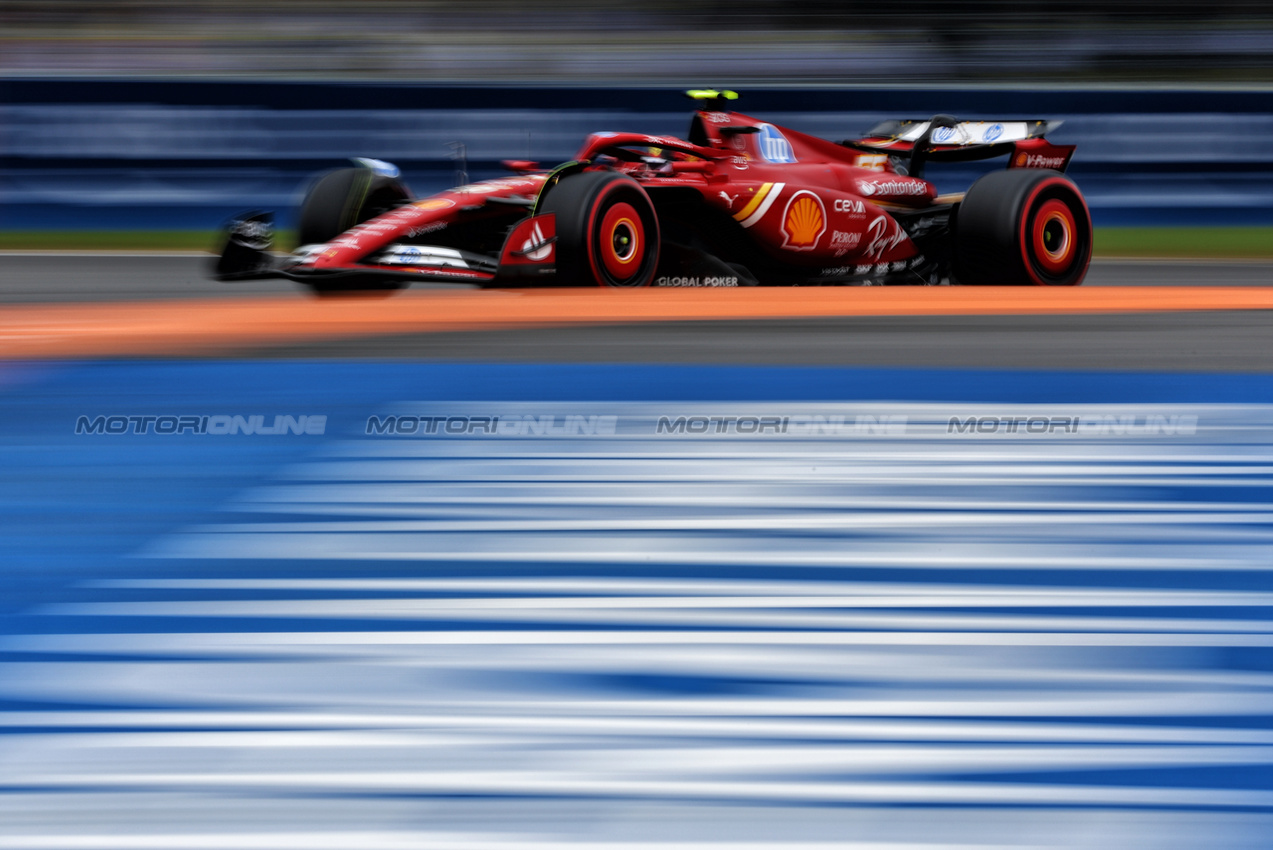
1032 199 1076 274
586 181 655 288
599 202 643 281
1017 176 1092 286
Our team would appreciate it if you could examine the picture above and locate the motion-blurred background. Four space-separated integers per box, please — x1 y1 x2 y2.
4 0 1273 82
4 0 1273 255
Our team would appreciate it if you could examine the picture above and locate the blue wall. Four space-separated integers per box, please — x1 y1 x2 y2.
4 79 1273 229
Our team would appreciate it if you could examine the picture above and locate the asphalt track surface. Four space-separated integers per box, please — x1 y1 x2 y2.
1 253 1271 371
3 253 1273 303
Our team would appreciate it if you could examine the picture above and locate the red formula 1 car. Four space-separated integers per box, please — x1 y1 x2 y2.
214 90 1091 292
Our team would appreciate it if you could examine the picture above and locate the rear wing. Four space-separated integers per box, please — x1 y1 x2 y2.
844 118 1075 175
862 119 1061 148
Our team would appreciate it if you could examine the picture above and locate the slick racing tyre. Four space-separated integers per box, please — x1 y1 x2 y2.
297 167 411 248
296 167 412 295
539 171 660 287
953 169 1091 286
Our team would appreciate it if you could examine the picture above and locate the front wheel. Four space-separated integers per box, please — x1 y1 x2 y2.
953 169 1091 286
295 167 412 296
539 171 660 287
296 167 411 248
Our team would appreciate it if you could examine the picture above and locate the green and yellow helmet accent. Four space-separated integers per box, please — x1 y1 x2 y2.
685 89 739 104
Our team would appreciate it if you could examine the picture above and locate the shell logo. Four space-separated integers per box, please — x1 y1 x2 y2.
1015 152 1028 167
781 191 827 251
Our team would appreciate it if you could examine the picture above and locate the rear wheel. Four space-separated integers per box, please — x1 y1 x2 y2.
539 171 660 287
953 169 1091 286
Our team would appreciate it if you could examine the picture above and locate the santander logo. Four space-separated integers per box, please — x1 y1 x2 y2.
857 179 929 198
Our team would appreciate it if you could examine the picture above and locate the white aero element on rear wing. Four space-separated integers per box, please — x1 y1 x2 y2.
864 120 1062 147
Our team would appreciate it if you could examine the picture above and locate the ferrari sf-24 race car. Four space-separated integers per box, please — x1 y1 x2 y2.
214 90 1092 291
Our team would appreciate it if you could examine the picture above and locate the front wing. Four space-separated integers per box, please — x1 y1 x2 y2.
213 212 557 287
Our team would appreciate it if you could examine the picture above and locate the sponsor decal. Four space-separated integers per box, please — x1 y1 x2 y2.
757 123 797 163
984 123 1005 143
733 182 785 229
452 177 541 196
628 136 680 150
380 245 470 269
864 215 906 259
854 154 888 172
706 112 731 124
718 191 739 209
397 267 486 279
857 179 929 198
655 276 739 287
1017 153 1068 169
76 414 326 436
830 230 861 249
834 198 866 215
780 191 827 251
406 221 447 238
731 156 749 170
520 222 552 262
932 126 957 144
414 198 456 211
730 135 747 151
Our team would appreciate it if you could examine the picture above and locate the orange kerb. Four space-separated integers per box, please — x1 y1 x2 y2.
2 286 1272 360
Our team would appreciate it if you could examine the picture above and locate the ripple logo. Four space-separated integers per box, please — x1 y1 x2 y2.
781 191 826 251
984 123 1005 142
757 124 796 163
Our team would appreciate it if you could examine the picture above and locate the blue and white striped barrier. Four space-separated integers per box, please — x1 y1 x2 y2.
4 82 1273 228
2 361 1272 847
